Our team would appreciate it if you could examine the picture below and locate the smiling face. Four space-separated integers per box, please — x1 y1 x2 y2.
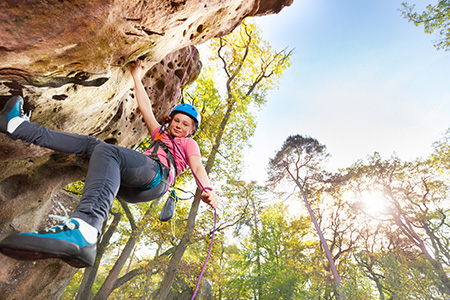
169 113 195 137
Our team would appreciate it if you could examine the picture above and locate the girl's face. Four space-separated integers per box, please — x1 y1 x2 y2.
169 113 195 137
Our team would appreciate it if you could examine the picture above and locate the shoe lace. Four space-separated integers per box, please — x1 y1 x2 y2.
18 100 31 121
23 110 31 122
46 201 76 232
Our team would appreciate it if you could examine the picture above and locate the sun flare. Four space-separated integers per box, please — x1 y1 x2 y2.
360 191 389 215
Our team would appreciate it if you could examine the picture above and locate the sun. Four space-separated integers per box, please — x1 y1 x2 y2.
359 191 389 215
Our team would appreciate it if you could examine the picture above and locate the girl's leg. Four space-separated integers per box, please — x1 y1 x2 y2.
9 114 166 230
1 96 100 155
70 142 165 232
0 96 167 267
117 180 168 204
0 133 164 268
11 121 101 156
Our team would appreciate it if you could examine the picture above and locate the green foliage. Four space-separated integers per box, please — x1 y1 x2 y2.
63 180 84 196
379 252 442 299
401 1 450 51
339 262 375 300
222 202 315 299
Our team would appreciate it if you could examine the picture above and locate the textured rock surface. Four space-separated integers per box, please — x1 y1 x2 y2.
0 0 293 299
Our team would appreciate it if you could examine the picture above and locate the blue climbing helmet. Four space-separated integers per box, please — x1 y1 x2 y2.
170 103 201 135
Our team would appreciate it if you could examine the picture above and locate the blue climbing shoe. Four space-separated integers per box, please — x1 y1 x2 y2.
0 219 97 268
0 95 29 133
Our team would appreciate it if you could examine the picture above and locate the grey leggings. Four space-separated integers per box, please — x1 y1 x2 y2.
12 121 168 232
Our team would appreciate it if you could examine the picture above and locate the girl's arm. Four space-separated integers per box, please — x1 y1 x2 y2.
130 60 160 134
188 155 219 209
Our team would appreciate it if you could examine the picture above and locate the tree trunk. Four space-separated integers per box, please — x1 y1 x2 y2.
93 209 153 300
286 170 345 300
153 189 203 300
391 212 450 295
251 199 262 300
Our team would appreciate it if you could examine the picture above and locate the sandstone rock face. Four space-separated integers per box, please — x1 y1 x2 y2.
0 0 293 82
0 0 293 299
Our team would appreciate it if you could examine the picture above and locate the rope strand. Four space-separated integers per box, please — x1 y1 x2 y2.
168 46 196 113
167 129 217 300
191 208 217 299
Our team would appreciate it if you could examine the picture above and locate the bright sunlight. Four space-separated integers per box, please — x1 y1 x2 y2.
359 190 389 215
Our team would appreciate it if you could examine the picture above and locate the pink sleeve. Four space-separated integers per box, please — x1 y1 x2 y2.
184 138 200 158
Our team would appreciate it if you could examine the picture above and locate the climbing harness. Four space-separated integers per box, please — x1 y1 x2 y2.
141 123 177 189
138 163 167 191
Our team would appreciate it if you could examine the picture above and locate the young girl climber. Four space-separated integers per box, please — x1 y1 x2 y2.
0 59 219 268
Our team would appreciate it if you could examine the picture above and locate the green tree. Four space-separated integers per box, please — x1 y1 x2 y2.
257 203 310 300
430 128 450 178
380 251 443 299
267 134 346 299
225 202 314 300
401 1 450 51
212 180 266 300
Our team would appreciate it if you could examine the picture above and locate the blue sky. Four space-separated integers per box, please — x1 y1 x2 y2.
244 0 450 182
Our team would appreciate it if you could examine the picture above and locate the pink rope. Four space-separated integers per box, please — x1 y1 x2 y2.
191 209 217 299
169 46 195 113
168 134 217 300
